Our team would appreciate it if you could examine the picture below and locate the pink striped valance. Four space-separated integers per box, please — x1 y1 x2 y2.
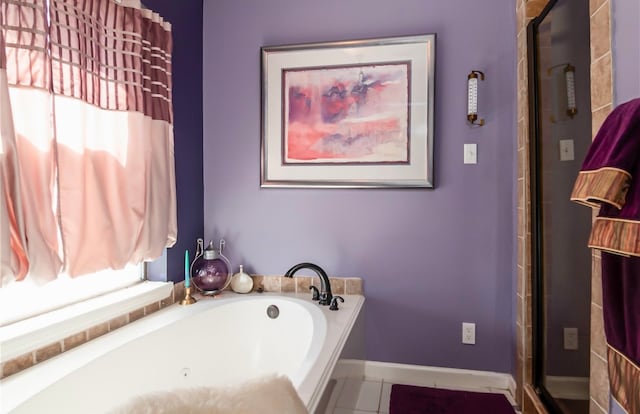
3 0 173 122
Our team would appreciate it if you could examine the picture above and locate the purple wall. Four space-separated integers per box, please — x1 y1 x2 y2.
203 0 517 373
144 0 204 283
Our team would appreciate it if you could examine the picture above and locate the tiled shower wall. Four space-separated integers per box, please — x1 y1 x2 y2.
515 0 533 409
587 0 614 412
515 0 613 413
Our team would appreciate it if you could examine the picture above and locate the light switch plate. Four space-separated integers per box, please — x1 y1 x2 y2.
564 327 579 350
559 139 575 161
464 144 477 164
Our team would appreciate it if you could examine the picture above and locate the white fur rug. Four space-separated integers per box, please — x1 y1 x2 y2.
109 375 308 414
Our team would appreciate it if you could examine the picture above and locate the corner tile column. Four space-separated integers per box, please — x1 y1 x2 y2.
588 0 614 412
515 0 533 409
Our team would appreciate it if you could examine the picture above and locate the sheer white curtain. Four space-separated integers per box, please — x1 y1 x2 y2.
1 26 30 282
1 0 176 287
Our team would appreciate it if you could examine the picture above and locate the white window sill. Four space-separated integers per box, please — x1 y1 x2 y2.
0 281 173 362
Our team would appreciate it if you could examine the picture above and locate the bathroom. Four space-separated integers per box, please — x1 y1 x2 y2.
1 0 638 413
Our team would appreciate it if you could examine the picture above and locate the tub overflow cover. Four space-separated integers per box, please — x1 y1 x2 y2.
267 305 279 319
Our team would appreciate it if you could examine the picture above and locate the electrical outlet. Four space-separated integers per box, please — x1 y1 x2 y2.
564 327 578 350
462 322 476 345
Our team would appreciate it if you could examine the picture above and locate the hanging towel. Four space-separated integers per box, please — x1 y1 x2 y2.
571 97 640 414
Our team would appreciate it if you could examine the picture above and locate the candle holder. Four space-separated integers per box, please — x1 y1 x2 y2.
179 286 197 306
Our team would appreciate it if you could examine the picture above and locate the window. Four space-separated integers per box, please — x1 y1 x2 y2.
0 265 143 327
1 0 176 325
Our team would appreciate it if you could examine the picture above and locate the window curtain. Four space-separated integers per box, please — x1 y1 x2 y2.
1 0 57 284
1 0 177 286
1 23 30 282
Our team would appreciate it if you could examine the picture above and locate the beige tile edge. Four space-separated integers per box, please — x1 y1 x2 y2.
249 275 364 295
1 283 177 380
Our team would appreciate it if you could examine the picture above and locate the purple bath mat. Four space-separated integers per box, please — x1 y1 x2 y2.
390 384 516 414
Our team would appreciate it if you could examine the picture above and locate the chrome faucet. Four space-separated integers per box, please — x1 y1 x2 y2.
284 262 333 306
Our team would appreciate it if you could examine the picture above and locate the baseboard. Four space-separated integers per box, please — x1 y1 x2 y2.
333 359 516 400
545 376 589 400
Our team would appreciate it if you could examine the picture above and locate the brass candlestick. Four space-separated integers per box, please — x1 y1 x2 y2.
180 286 197 305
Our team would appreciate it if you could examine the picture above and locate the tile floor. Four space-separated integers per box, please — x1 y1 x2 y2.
323 378 520 414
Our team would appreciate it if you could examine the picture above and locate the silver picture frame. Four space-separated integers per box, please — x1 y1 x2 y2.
261 34 436 188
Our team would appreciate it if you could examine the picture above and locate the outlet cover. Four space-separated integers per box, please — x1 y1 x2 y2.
559 139 575 161
464 144 477 164
462 322 476 345
564 327 578 350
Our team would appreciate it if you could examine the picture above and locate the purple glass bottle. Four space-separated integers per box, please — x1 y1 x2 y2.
192 240 231 295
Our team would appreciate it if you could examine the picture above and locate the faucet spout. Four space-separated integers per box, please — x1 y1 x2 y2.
284 262 333 306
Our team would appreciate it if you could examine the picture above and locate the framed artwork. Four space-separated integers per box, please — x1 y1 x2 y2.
261 34 436 188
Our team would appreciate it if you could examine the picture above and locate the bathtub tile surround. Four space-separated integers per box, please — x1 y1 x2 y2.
282 276 297 293
63 332 87 352
330 279 346 295
0 274 363 381
296 276 313 293
108 315 129 332
87 322 110 341
0 353 34 379
251 275 364 296
345 279 364 296
261 275 282 293
0 285 178 379
35 343 63 364
144 301 161 315
128 308 146 324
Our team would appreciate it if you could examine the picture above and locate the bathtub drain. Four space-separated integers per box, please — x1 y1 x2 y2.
266 305 279 319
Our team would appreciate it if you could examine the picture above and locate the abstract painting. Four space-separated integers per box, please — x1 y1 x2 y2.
261 34 435 188
284 63 410 164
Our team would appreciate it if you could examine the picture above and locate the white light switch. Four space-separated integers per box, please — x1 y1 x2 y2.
564 327 579 350
559 139 575 161
464 144 477 164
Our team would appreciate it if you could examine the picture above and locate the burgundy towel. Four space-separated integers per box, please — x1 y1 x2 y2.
570 97 640 256
570 98 640 413
389 384 516 414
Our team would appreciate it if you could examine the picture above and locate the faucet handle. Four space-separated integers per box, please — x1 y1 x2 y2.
319 291 332 306
329 296 344 311
309 286 320 301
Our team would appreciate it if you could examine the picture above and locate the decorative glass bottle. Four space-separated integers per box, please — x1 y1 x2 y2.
230 265 253 294
190 238 205 279
192 239 231 295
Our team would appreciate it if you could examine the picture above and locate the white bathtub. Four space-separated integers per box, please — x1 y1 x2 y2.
1 292 364 413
